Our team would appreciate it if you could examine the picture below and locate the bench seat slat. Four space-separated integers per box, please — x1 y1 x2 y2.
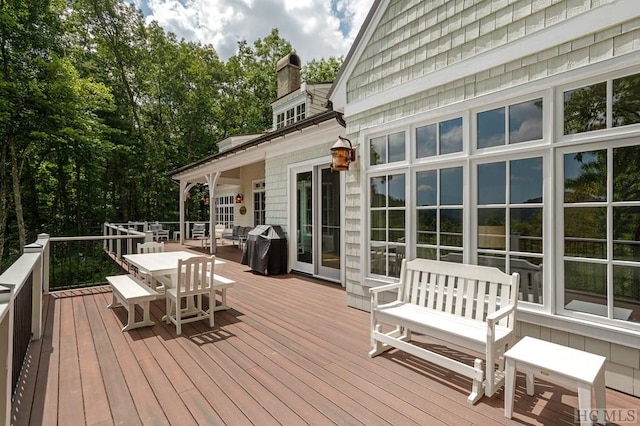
376 301 512 345
107 274 158 332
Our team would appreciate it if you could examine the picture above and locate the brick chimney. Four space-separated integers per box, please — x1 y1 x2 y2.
276 52 301 98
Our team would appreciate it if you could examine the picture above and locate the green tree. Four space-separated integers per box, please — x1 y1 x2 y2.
301 56 343 83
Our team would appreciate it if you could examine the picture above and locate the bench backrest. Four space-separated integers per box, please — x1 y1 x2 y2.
398 258 519 329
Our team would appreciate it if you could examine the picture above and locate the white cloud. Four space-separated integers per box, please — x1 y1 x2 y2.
132 0 375 63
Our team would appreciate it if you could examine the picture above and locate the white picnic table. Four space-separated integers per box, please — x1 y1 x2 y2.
122 251 234 314
123 251 224 277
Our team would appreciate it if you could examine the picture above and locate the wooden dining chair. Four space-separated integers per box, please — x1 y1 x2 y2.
165 255 215 335
135 241 165 290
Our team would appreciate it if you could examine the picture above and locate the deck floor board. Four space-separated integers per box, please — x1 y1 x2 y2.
11 243 640 425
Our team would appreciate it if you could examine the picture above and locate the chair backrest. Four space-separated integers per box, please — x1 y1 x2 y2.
150 223 163 231
176 256 214 297
193 223 206 232
137 241 165 254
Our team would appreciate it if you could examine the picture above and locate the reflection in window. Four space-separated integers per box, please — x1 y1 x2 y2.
564 207 606 259
477 107 505 148
416 118 463 158
509 99 543 143
562 144 640 323
370 132 405 165
511 158 542 203
613 145 640 202
614 207 640 261
613 73 640 127
478 158 544 304
477 99 543 148
416 167 463 263
478 162 506 204
564 151 606 202
370 173 406 278
564 82 607 134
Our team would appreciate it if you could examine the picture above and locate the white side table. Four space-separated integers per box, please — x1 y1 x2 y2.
173 231 181 241
504 336 606 426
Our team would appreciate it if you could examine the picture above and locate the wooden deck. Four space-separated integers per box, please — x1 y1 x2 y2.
11 242 639 425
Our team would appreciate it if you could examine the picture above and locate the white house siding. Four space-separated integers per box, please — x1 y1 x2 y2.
265 141 339 235
341 0 640 395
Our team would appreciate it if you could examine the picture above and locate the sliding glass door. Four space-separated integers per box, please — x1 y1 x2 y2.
292 165 341 281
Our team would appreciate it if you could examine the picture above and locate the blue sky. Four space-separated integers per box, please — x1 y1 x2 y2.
130 0 375 63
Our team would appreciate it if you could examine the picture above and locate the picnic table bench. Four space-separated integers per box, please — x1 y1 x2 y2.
107 274 159 331
369 258 520 404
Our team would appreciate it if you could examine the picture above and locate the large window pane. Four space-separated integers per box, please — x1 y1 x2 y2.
511 208 543 253
564 151 606 202
510 158 542 204
440 209 463 247
416 170 437 206
478 208 505 249
370 176 386 207
613 265 640 322
417 210 437 244
417 247 437 260
613 145 640 202
509 98 543 143
564 207 606 259
477 107 505 148
440 118 463 154
370 136 386 165
564 261 606 316
441 167 463 205
563 82 607 134
512 256 543 303
478 162 506 204
389 210 406 242
613 73 640 128
388 174 406 206
478 253 506 272
388 131 406 163
370 244 386 275
613 207 640 261
416 124 437 158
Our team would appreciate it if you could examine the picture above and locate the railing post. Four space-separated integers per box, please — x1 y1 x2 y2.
24 242 43 340
38 234 50 294
0 284 12 426
116 227 122 260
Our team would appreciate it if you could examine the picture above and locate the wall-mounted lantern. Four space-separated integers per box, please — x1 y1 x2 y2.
330 136 356 172
235 193 244 204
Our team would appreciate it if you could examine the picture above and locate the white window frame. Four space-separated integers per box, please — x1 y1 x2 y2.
253 179 266 226
555 137 640 332
555 69 640 145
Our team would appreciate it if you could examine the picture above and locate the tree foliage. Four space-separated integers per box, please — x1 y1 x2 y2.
0 0 308 270
301 56 343 83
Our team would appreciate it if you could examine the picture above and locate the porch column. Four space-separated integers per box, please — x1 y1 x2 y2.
179 180 186 245
206 172 221 254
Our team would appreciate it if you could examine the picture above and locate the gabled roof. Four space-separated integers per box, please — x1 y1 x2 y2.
327 0 385 112
169 109 345 178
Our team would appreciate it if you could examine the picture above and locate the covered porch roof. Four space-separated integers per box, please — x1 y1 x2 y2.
169 110 345 251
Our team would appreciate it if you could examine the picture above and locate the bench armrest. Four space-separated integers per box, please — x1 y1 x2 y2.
486 304 516 340
369 282 401 294
369 282 401 308
486 304 515 323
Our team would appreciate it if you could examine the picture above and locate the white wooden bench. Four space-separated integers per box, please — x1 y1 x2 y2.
155 273 235 311
369 258 520 404
107 274 159 331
